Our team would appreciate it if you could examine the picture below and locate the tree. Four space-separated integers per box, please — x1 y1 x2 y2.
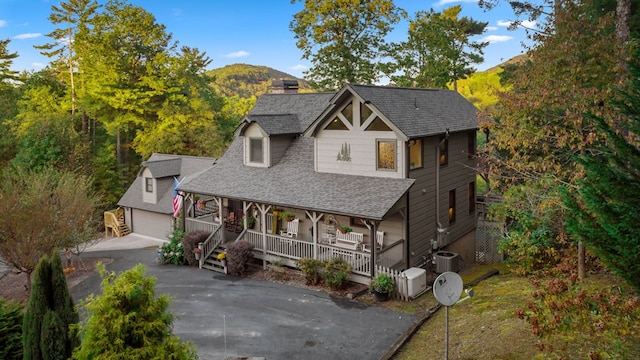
483 0 622 274
385 6 488 91
0 38 18 82
290 0 405 90
0 167 99 287
0 299 23 360
563 49 640 291
23 252 79 360
35 0 99 119
72 264 198 359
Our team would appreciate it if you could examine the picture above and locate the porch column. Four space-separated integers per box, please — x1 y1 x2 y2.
306 211 323 260
255 203 271 269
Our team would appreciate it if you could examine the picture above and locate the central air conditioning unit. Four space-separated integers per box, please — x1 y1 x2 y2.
434 251 460 273
402 267 427 298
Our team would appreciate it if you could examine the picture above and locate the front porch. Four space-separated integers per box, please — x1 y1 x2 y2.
185 212 406 285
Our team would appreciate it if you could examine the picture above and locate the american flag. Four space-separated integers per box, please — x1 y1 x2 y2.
173 177 183 218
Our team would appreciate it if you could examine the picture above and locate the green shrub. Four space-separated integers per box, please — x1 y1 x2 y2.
226 240 254 276
322 258 352 290
161 229 186 265
370 273 394 294
297 258 323 285
183 230 210 266
0 299 23 360
72 264 197 359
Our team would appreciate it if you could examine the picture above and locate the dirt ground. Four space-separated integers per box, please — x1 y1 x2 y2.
0 257 112 305
0 257 369 305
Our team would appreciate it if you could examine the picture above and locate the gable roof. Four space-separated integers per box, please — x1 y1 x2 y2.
178 137 414 220
118 154 216 214
243 114 301 135
139 158 181 178
244 92 335 132
307 84 478 138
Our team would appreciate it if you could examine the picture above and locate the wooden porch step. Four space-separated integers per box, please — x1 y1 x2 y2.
200 248 227 274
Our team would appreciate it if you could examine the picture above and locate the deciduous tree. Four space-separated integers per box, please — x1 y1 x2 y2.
384 6 488 91
0 167 99 287
563 49 640 291
290 0 405 90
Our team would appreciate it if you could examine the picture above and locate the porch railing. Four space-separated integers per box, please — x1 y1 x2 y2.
241 230 372 277
377 239 405 269
198 225 224 269
186 217 219 234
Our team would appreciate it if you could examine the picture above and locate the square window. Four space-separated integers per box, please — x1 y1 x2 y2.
249 138 263 163
409 139 423 169
145 177 153 193
377 139 396 170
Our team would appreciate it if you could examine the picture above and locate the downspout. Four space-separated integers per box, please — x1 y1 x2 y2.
436 129 450 249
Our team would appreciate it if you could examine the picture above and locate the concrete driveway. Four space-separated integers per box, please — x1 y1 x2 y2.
71 238 417 360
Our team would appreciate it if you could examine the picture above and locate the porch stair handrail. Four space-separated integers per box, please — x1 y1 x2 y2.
103 208 130 237
199 226 223 268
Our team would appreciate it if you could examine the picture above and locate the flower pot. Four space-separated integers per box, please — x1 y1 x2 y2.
194 253 201 261
373 291 389 302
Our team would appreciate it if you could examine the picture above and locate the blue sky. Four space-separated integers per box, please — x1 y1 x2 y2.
0 0 535 78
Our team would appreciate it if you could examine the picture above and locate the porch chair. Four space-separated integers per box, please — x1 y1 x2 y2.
280 218 299 238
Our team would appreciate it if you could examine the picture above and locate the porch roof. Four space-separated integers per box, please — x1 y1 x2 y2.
178 137 415 220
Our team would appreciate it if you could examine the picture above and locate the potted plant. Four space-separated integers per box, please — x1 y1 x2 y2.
193 247 202 261
338 226 352 234
370 273 394 302
278 211 295 221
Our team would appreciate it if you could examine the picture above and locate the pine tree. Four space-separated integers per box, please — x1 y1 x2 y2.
564 49 640 291
72 264 197 359
0 299 23 360
22 253 79 360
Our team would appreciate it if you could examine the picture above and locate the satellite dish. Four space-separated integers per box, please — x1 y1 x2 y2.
433 271 463 306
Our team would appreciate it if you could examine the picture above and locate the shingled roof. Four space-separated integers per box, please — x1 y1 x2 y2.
178 137 414 220
118 154 216 214
308 84 478 138
247 92 335 132
244 114 301 135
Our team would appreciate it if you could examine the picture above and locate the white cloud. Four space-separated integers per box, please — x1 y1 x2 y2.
497 19 536 29
224 50 250 58
435 0 477 6
14 33 41 40
289 64 307 71
31 62 45 69
481 35 513 44
0 20 7 27
486 26 498 31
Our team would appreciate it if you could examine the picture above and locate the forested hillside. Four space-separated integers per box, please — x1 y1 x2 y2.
207 63 310 98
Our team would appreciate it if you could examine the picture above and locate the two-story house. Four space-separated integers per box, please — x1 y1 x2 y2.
177 83 478 284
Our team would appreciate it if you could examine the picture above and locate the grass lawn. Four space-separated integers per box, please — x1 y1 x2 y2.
387 264 640 360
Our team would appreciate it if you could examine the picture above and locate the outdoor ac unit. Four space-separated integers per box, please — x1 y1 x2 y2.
402 267 427 298
434 251 459 273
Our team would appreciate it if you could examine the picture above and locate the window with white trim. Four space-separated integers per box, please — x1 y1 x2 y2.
377 139 396 170
249 138 263 163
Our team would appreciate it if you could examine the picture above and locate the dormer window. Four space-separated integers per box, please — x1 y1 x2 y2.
249 138 264 163
145 177 153 193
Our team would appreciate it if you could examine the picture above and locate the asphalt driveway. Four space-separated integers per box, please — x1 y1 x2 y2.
71 247 417 360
